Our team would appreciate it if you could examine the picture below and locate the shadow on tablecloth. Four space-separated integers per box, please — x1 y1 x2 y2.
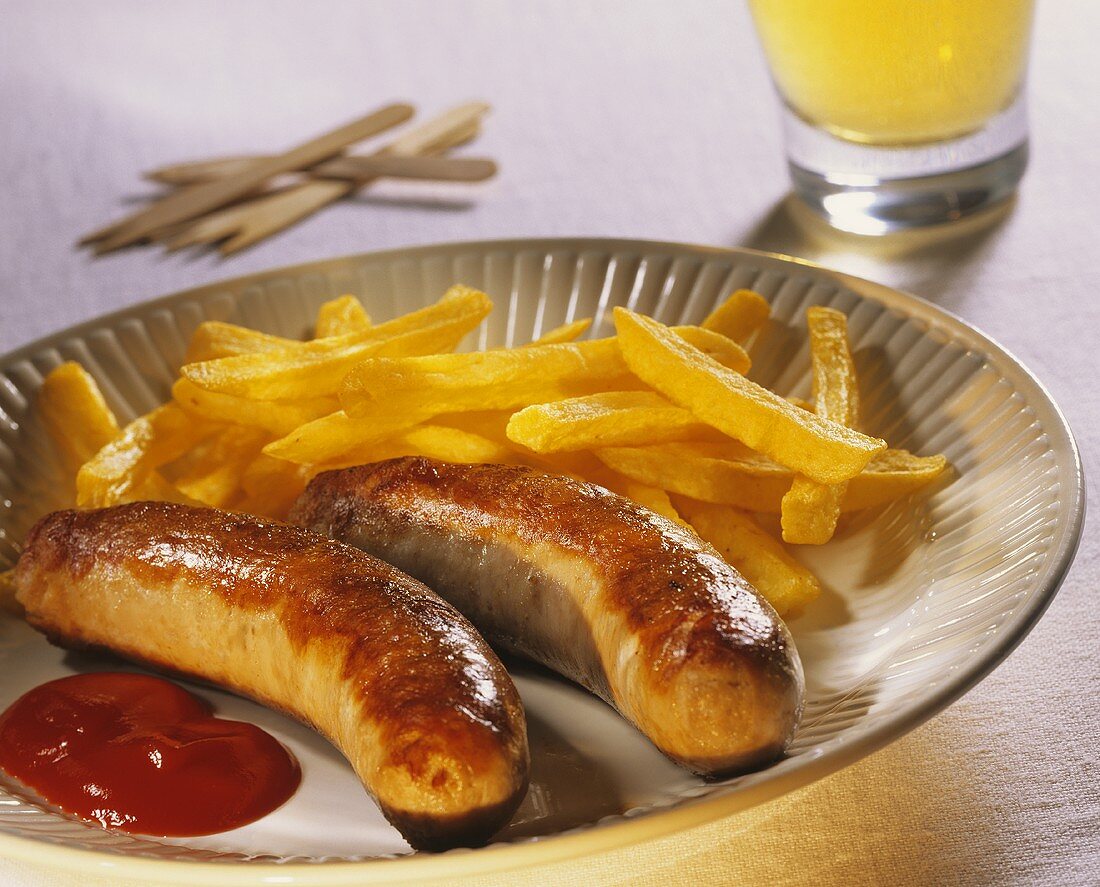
734 195 1014 317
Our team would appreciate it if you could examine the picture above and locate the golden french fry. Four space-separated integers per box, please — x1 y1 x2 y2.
596 442 784 511
598 442 946 512
263 409 433 465
171 426 269 508
807 306 860 427
134 471 200 504
76 403 217 508
602 477 689 527
186 298 373 363
506 391 710 453
333 424 516 470
843 449 949 510
613 308 885 485
342 341 626 418
173 378 337 436
315 294 372 338
159 432 217 484
182 285 492 400
787 396 815 412
184 321 298 363
341 326 750 420
670 326 752 374
526 318 592 346
781 476 843 544
781 306 860 544
37 362 120 475
237 453 313 519
432 409 516 445
176 467 244 509
400 425 514 464
701 289 771 342
675 498 821 618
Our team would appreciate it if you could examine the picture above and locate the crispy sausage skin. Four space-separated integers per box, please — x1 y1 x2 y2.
290 458 804 776
13 502 529 851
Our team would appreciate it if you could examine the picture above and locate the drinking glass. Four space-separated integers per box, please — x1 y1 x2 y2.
747 0 1036 234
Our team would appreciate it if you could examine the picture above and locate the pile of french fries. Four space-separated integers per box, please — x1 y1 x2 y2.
38 285 947 619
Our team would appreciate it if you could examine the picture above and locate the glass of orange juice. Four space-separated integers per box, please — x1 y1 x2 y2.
747 0 1036 234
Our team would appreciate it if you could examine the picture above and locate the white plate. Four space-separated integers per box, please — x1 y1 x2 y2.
0 239 1083 885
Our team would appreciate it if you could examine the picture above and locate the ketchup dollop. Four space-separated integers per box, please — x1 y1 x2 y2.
0 672 300 836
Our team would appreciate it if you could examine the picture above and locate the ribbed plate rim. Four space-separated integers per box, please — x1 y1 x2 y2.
0 238 1084 886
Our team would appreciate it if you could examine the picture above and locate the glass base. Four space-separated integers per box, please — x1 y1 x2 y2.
790 143 1028 235
782 94 1029 235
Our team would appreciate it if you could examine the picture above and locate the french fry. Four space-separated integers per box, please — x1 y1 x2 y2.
432 409 516 446
76 404 217 507
184 322 298 363
341 326 750 419
38 363 120 475
262 409 433 465
596 441 785 512
602 477 689 527
613 307 885 485
342 341 629 419
675 497 821 618
159 433 217 484
527 318 592 346
173 378 337 436
400 425 514 464
186 297 373 363
506 391 710 453
843 449 948 510
172 426 269 508
597 441 946 513
806 307 861 425
182 285 492 400
701 289 771 342
781 478 841 544
334 424 516 469
315 295 372 338
781 307 860 545
669 326 751 374
237 453 313 519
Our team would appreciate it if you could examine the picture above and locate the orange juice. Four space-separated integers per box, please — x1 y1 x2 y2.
747 0 1035 145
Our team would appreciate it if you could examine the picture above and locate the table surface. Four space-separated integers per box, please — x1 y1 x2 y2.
1 2 1097 885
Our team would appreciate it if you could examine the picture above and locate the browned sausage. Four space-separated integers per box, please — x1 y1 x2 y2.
290 457 803 775
12 502 529 850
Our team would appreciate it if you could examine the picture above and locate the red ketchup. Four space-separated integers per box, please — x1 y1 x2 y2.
0 673 300 836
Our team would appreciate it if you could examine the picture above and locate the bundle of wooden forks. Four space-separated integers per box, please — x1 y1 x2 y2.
79 102 495 257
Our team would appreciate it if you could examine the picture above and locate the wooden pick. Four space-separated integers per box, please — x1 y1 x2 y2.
317 154 496 182
147 154 497 187
145 156 271 186
163 102 490 256
81 102 415 252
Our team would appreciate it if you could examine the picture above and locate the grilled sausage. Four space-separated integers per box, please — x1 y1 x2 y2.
13 502 529 850
290 458 803 775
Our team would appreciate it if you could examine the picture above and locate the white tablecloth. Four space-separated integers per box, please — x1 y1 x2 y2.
1 2 1096 884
